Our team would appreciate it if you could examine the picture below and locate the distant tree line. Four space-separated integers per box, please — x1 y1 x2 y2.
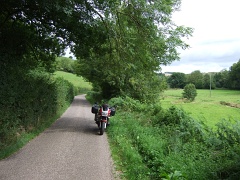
167 60 240 90
56 57 240 91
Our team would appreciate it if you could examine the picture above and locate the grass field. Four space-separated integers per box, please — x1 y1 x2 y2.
54 71 92 94
161 89 240 127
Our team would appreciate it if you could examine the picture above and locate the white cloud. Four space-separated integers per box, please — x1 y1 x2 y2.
161 0 240 74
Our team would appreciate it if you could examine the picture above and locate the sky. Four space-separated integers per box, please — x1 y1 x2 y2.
161 0 240 74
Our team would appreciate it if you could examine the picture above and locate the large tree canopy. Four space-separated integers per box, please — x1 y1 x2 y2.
1 0 192 101
74 0 193 101
1 0 100 70
167 72 186 88
187 70 204 89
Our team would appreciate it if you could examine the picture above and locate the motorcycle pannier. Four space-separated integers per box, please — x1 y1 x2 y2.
110 107 116 116
91 104 99 114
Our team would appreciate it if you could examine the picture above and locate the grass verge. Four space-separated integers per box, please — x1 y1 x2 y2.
106 95 240 179
0 103 68 159
0 71 91 160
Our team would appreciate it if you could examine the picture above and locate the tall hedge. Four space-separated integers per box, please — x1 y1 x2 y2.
0 69 75 148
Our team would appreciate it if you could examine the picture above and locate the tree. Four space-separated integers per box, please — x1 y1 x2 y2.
182 83 197 102
214 69 230 88
55 57 75 73
1 0 192 102
228 60 240 89
74 1 193 101
167 72 186 88
187 70 203 89
0 0 109 72
203 73 216 89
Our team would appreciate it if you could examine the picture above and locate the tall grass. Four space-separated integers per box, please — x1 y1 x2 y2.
106 95 240 179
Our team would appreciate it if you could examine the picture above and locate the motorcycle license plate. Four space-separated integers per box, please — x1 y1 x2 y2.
101 111 108 116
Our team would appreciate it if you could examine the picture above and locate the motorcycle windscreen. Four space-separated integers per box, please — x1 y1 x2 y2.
102 104 109 111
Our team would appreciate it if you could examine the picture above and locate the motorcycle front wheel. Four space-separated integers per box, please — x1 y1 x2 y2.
100 121 105 135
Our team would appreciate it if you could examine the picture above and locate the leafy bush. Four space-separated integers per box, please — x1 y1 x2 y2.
0 69 75 149
107 97 240 179
182 83 197 101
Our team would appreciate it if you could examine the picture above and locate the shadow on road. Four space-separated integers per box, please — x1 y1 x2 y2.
44 116 100 135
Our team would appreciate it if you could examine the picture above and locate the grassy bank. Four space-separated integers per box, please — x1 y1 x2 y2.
54 71 92 94
161 89 240 128
107 94 240 179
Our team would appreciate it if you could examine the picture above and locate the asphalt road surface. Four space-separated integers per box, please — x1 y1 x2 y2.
0 95 116 180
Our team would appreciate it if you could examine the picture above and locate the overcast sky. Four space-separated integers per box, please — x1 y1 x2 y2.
161 0 240 74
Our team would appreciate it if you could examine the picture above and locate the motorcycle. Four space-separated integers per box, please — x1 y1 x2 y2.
91 103 116 135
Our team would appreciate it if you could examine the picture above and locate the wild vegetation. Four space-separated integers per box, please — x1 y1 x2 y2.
106 95 240 179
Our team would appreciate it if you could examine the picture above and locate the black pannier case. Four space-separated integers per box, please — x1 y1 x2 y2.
91 104 99 114
110 107 116 116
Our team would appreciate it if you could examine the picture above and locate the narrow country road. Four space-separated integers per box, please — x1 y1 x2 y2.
0 95 116 180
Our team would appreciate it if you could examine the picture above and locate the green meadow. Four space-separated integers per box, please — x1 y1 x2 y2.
54 71 92 94
161 89 240 128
